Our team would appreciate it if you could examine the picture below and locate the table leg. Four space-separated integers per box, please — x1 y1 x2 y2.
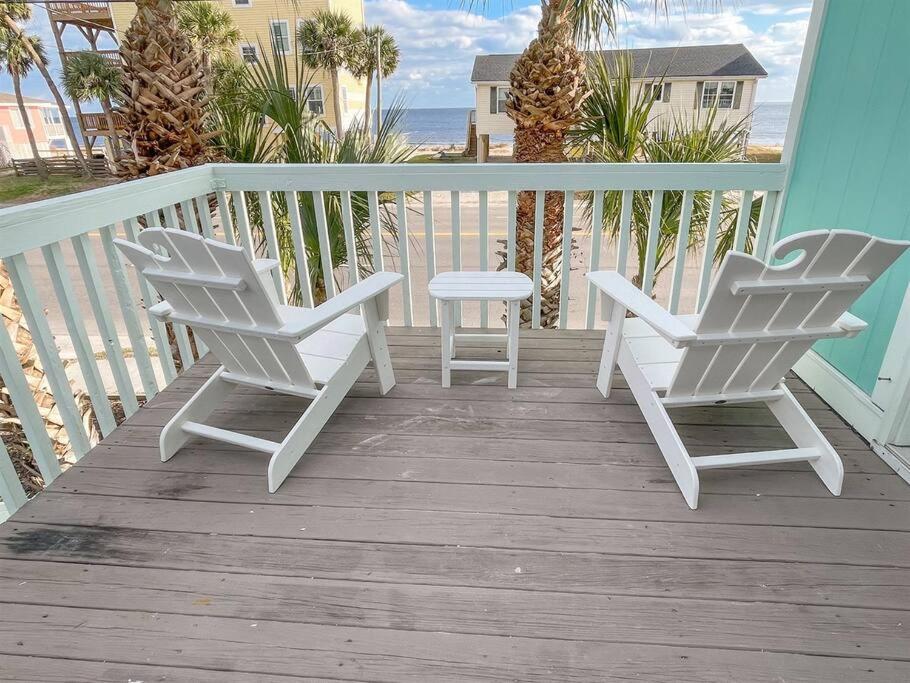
507 300 519 388
440 300 452 388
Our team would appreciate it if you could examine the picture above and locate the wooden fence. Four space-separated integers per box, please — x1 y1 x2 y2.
12 157 111 177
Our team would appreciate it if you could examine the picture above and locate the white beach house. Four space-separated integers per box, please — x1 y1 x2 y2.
470 43 767 161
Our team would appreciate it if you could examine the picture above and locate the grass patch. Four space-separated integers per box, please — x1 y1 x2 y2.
407 152 475 164
0 167 115 207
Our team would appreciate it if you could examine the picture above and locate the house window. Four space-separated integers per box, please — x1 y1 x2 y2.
288 86 297 101
10 110 24 129
496 86 509 114
650 83 664 101
240 44 258 63
232 0 251 7
305 85 324 115
702 80 736 109
41 108 61 125
270 20 291 55
341 86 348 113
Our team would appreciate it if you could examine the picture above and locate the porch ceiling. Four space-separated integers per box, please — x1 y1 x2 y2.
0 328 908 681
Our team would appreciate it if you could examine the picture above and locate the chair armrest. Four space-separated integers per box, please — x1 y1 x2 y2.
586 271 698 347
836 311 867 337
279 271 404 339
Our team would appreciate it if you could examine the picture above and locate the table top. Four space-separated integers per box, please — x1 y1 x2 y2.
429 271 533 301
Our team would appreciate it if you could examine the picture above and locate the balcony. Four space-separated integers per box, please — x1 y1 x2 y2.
78 110 126 136
47 2 114 29
63 49 121 67
0 163 907 678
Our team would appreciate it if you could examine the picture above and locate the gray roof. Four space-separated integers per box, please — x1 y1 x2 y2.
0 92 53 106
471 44 767 83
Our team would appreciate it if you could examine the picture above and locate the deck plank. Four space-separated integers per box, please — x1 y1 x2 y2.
0 328 907 680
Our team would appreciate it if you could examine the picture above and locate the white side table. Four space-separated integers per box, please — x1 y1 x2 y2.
428 271 533 389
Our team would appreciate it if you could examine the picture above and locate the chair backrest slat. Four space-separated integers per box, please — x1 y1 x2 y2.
666 230 908 400
116 228 316 391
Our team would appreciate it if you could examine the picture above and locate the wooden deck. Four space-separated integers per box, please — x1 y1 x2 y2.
1 328 908 681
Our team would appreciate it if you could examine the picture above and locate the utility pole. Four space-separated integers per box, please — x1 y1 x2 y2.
375 33 382 132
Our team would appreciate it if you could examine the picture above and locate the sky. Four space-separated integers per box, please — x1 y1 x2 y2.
1 0 812 111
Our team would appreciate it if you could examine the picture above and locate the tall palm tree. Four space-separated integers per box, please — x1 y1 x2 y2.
349 25 399 134
0 0 90 175
0 28 47 178
117 0 219 177
297 9 359 141
62 51 124 158
176 0 241 76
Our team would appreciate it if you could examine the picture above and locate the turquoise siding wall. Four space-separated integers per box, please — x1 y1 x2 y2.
777 0 910 397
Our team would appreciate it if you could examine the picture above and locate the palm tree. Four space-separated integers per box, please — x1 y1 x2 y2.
0 0 90 175
297 9 359 141
117 0 219 177
349 25 399 135
62 51 124 159
176 1 241 76
0 28 47 178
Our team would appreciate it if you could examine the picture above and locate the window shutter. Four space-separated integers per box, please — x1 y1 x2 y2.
695 81 704 109
662 82 672 103
733 81 744 109
490 87 497 115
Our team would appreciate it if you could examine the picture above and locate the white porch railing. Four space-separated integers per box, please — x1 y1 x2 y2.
0 162 786 514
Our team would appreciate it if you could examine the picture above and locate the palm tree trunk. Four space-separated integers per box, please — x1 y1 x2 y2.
1 16 91 176
12 73 47 180
363 72 373 135
100 96 122 158
331 68 345 140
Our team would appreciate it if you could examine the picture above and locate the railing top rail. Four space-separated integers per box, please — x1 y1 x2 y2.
0 166 214 258
212 162 788 193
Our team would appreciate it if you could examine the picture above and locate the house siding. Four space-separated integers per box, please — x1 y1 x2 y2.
474 78 760 138
0 103 68 160
776 0 910 399
109 0 366 133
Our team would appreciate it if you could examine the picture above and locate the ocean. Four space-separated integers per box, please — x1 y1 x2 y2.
391 101 791 147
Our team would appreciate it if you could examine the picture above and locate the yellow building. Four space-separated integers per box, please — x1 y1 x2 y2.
107 0 368 134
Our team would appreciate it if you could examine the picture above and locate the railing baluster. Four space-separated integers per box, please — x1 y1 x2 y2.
616 190 633 277
585 189 605 328
194 195 215 239
697 190 724 312
163 204 181 231
396 191 412 326
734 190 754 252
0 439 27 514
100 224 160 399
216 190 236 245
312 190 335 299
4 254 92 458
558 190 574 329
41 242 118 435
532 190 545 329
641 189 664 298
506 191 517 272
257 191 286 303
179 199 200 234
423 191 437 327
71 233 141 416
753 190 779 260
123 217 177 383
479 190 489 327
230 191 254 257
0 321 61 481
368 190 384 273
669 190 695 314
283 191 314 308
340 190 358 287
450 191 461 327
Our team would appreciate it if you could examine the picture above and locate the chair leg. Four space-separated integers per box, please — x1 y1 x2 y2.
507 299 519 389
596 299 627 398
160 366 235 462
618 343 700 509
268 342 369 493
768 385 844 496
362 298 396 395
440 300 452 388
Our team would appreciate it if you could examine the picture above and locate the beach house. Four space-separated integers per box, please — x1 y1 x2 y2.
47 1 367 144
0 93 71 164
470 44 767 161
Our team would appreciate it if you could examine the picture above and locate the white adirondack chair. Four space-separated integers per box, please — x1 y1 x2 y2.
588 229 909 509
115 227 403 493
